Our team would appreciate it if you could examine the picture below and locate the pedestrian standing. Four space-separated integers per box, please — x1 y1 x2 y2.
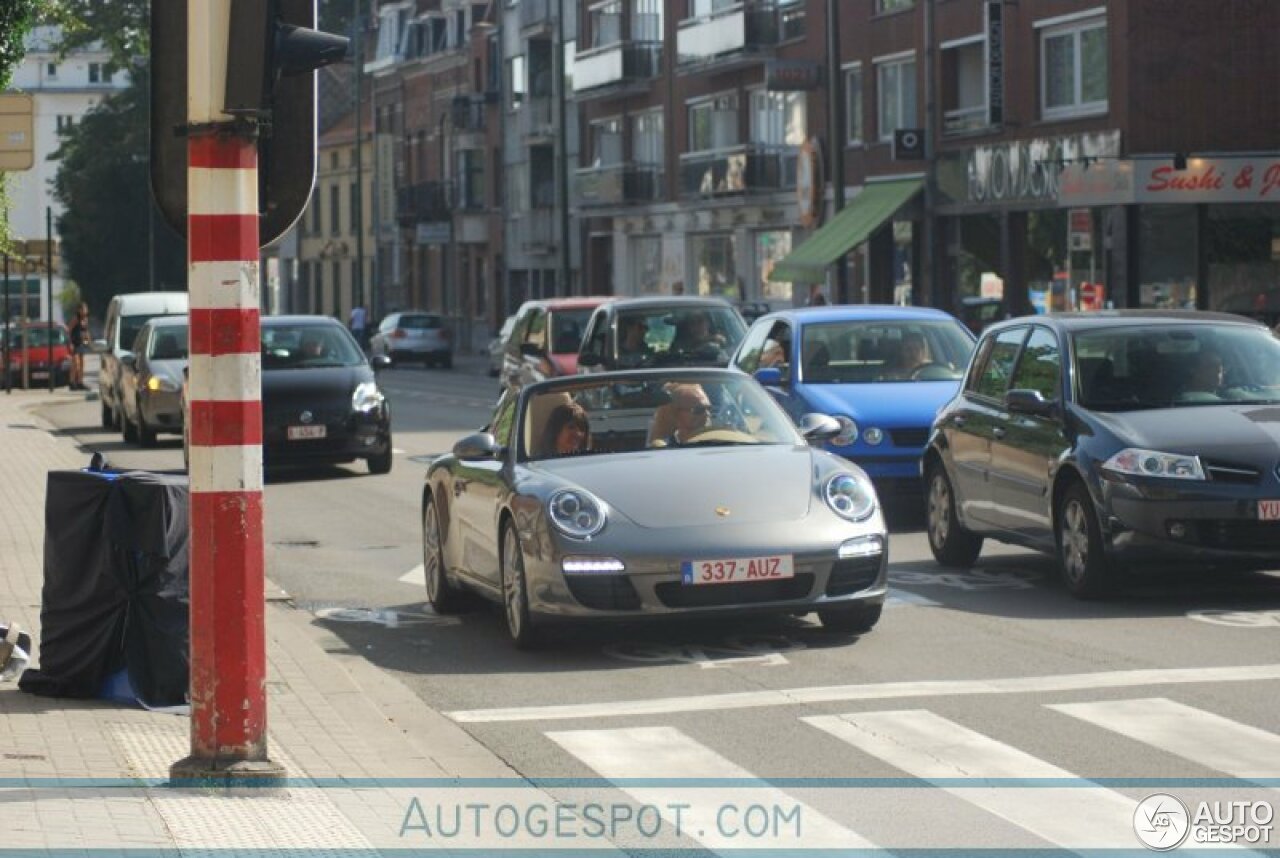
349 304 368 351
806 284 829 307
68 303 90 390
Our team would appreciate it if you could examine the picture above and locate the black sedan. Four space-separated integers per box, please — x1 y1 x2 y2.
923 311 1280 597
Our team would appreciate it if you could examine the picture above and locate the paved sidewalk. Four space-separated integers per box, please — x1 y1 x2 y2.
0 386 560 854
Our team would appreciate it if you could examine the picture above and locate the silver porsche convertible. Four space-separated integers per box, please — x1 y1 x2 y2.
421 368 889 647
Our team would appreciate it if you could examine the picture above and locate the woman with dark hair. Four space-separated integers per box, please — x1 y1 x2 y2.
540 402 591 456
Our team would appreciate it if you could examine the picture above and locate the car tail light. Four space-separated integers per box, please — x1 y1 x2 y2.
391 328 406 339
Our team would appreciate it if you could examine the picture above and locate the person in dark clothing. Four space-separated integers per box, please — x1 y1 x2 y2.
68 303 91 390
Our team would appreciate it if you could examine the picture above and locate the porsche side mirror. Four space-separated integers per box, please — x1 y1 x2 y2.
453 432 501 461
799 413 842 442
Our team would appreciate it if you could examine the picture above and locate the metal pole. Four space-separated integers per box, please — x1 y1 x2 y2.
370 72 381 321
353 0 365 311
922 0 937 309
555 0 571 296
3 252 9 394
826 0 847 304
149 196 157 290
171 0 282 784
46 206 54 392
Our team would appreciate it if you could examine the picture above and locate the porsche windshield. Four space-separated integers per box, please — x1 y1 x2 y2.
521 375 801 461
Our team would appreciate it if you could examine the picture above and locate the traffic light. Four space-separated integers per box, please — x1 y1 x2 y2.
151 1 349 247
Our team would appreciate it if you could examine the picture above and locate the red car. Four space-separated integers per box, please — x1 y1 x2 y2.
501 296 613 391
4 322 72 389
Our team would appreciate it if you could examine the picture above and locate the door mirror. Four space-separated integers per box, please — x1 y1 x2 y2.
753 367 786 388
120 353 136 369
798 413 842 442
520 342 545 358
1005 388 1057 417
370 354 392 372
453 432 502 461
578 350 603 368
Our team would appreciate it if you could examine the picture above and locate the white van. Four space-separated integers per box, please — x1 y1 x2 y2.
96 292 188 429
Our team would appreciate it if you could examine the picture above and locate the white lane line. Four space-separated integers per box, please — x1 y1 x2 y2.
398 564 424 587
548 726 876 851
886 588 941 607
392 447 406 455
446 663 1280 723
1049 698 1280 780
802 710 1137 850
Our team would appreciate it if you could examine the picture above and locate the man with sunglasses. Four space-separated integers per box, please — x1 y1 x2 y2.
663 383 713 446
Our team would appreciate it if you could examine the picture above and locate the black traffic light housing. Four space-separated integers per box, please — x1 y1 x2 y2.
151 0 349 247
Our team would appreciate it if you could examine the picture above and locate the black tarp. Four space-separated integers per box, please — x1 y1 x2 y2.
19 466 189 707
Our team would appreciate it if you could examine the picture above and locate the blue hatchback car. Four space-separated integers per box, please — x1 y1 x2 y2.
731 306 977 491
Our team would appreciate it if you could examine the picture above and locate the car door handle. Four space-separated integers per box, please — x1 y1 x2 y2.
992 427 1006 440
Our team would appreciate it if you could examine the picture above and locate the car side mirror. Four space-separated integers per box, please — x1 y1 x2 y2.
92 339 108 353
453 432 501 461
370 354 392 373
578 350 603 368
753 367 787 388
520 342 545 358
1005 388 1058 417
120 354 136 369
799 413 842 442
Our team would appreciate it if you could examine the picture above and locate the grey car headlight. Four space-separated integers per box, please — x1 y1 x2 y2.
548 489 607 539
146 375 179 393
1103 448 1205 481
824 473 878 521
352 381 384 412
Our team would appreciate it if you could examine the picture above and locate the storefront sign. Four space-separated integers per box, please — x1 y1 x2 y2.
767 60 822 92
1068 208 1092 251
939 130 1122 208
1060 156 1280 206
415 222 451 245
986 0 1004 127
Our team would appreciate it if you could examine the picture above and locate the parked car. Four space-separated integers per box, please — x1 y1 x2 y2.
732 306 976 493
186 316 393 474
488 315 516 377
370 311 452 368
421 368 888 647
576 296 747 375
118 316 188 447
958 296 1009 334
96 292 188 430
4 321 72 388
923 311 1280 598
501 297 611 391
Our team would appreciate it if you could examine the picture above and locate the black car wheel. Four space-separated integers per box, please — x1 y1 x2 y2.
101 399 113 429
818 602 882 634
1057 482 1115 599
501 522 540 649
122 408 138 444
137 401 157 448
925 462 983 567
367 442 392 474
423 499 468 613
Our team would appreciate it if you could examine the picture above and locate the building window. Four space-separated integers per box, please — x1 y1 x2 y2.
876 55 917 142
688 94 738 153
750 90 805 147
942 38 987 135
632 111 664 167
757 231 793 302
589 117 623 167
1040 17 1107 119
843 64 863 145
589 1 622 49
55 115 74 133
330 185 340 235
633 0 663 42
779 0 806 41
460 150 485 209
349 182 358 232
631 235 663 294
876 0 914 13
690 233 738 298
310 197 322 235
46 62 58 78
508 55 526 109
689 0 738 19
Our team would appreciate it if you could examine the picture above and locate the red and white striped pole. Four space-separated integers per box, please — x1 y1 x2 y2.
171 0 282 783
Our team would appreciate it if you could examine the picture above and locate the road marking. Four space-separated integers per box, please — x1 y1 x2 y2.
547 726 876 851
602 635 805 669
445 663 1280 723
392 447 406 455
803 710 1134 849
1049 697 1280 780
886 587 941 607
891 568 1041 590
1188 608 1280 629
398 564 424 587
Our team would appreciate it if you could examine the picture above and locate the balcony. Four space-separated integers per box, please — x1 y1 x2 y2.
574 42 663 100
519 96 555 141
678 144 797 198
577 164 663 207
521 0 553 34
396 181 450 224
521 208 557 252
943 105 989 137
677 1 798 73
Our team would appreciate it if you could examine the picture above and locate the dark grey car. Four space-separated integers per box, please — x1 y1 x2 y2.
924 311 1280 598
119 316 188 447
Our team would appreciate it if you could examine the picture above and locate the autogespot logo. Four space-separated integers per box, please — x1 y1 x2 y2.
1134 794 1191 851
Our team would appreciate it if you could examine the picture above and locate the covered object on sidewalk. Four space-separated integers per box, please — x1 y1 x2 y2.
19 467 189 708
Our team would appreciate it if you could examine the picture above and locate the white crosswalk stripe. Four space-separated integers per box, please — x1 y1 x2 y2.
547 725 877 852
802 709 1137 849
1049 697 1280 781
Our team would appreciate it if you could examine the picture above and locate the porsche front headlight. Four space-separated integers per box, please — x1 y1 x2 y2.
548 489 607 539
352 381 384 412
824 473 878 521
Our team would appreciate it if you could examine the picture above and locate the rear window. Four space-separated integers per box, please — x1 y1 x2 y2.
9 327 68 348
122 314 176 350
148 326 189 360
401 315 443 330
550 309 592 354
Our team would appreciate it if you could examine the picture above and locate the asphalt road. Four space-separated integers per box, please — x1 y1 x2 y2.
37 355 1280 851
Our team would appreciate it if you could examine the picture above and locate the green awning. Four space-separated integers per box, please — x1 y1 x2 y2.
769 178 923 284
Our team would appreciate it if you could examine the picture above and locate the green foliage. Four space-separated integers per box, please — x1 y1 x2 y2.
50 66 185 317
39 0 147 70
58 279 80 319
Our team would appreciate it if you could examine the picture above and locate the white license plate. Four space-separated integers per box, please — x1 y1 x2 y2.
287 425 326 441
681 555 794 586
31 371 48 379
1260 500 1280 521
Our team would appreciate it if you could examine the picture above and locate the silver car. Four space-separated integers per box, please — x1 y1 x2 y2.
421 368 888 648
371 311 452 368
489 315 516 377
119 316 188 447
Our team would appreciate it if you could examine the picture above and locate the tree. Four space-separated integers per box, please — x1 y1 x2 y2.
40 0 146 70
50 66 185 316
0 0 41 250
